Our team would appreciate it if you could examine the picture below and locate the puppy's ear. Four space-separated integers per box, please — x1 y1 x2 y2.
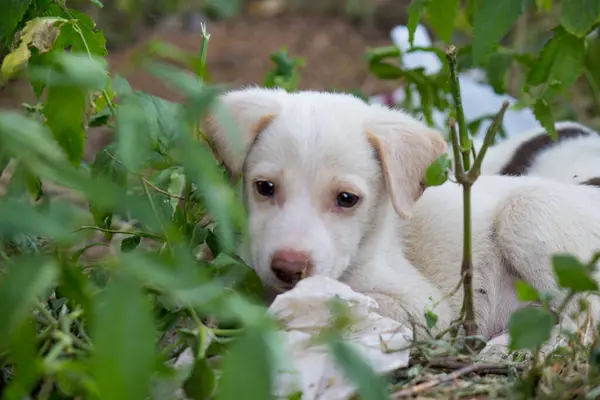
367 108 447 219
204 87 283 178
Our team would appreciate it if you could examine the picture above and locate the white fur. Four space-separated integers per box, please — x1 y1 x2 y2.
204 88 600 348
474 122 600 184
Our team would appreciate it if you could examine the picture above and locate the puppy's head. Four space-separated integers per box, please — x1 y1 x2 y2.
204 87 446 291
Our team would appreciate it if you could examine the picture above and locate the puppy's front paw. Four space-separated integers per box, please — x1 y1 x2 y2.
479 332 515 361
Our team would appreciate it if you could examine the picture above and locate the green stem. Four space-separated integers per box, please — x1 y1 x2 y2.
467 100 510 182
59 4 117 118
196 23 211 81
75 225 164 241
446 45 471 170
460 183 476 342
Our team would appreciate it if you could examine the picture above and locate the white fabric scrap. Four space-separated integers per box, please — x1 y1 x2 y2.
268 276 412 399
173 276 412 400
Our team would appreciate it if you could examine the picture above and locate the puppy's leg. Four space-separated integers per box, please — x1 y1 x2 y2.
492 185 600 352
348 263 456 339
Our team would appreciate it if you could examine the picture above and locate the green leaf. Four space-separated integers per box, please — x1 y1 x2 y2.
44 84 87 166
425 153 451 187
1 17 67 84
425 310 439 329
560 0 600 37
121 235 142 253
57 261 93 318
183 357 217 400
552 254 599 292
485 51 514 94
426 0 459 43
365 46 401 66
216 328 274 400
472 0 532 64
0 198 76 241
115 91 181 172
0 0 32 42
29 52 108 90
515 280 540 302
535 0 552 12
90 272 158 400
89 143 128 231
6 161 43 200
532 98 557 140
329 339 388 400
369 61 404 80
211 253 264 302
1 317 42 398
407 0 430 47
527 27 586 90
55 9 107 57
0 256 59 350
508 306 556 350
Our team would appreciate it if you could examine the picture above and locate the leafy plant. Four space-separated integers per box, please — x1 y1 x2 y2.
2 0 600 398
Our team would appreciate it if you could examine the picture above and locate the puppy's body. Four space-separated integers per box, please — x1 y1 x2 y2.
478 122 600 185
407 175 600 339
205 88 600 345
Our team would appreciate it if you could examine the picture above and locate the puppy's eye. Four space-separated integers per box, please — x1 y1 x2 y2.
255 180 276 197
336 191 360 208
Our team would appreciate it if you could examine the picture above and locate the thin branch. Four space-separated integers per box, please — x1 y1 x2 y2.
467 100 510 182
142 178 185 201
391 363 495 398
74 226 164 241
408 357 524 375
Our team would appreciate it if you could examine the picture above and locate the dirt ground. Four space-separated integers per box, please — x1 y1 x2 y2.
0 11 402 107
0 9 408 157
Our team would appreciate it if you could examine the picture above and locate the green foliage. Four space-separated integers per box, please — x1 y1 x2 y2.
560 0 600 37
472 0 532 64
552 254 599 292
425 153 452 187
508 306 556 351
387 0 600 147
2 0 600 398
263 48 305 92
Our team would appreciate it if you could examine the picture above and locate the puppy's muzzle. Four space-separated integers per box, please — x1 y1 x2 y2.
270 249 313 287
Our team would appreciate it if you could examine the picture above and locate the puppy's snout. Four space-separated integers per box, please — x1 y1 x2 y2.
270 249 312 285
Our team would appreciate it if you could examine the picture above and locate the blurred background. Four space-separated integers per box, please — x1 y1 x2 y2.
1 0 599 133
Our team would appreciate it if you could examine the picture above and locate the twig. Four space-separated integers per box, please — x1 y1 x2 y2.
391 363 491 398
408 357 524 375
74 225 164 241
142 178 185 200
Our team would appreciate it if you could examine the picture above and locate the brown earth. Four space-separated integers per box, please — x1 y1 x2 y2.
0 10 409 158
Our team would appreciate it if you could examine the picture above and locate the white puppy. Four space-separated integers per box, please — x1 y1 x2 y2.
203 88 600 347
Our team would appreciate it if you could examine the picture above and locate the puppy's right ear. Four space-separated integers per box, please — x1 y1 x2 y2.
204 88 283 179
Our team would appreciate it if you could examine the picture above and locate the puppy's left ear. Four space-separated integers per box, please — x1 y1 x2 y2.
367 108 447 219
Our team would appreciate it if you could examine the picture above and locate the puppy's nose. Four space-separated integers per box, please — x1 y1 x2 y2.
270 249 312 285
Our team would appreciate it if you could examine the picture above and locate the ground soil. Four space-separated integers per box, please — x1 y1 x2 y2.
0 9 409 157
